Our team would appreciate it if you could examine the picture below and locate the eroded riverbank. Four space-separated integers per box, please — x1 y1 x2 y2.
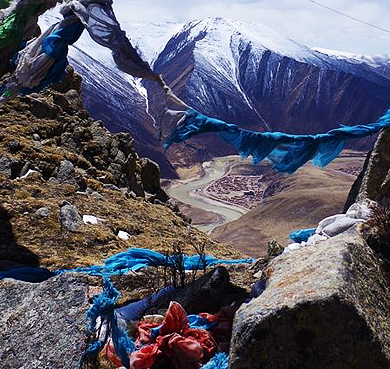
165 156 248 233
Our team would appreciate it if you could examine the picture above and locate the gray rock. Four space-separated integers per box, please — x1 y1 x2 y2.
6 140 21 153
140 158 161 194
59 203 82 232
148 266 233 315
128 191 137 199
0 273 89 369
57 159 76 183
103 183 120 191
30 98 60 119
54 159 86 191
20 162 31 177
345 128 390 207
0 156 12 178
229 231 390 369
35 207 50 218
33 133 41 141
92 191 103 199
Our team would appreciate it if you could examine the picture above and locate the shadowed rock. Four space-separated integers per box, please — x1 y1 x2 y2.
345 128 390 208
0 273 89 369
230 231 390 369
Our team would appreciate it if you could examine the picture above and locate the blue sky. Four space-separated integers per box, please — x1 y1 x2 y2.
113 0 390 54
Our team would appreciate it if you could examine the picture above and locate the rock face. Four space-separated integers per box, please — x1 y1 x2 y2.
345 128 390 208
0 273 90 369
230 231 390 369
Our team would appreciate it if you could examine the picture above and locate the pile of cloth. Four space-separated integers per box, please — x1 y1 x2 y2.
86 277 238 369
285 201 373 253
107 301 234 369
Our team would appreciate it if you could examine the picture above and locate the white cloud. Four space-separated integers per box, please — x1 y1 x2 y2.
113 0 390 54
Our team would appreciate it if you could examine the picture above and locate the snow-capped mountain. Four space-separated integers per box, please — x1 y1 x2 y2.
313 47 390 80
38 14 390 176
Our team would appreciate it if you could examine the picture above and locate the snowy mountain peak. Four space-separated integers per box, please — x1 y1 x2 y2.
313 47 390 68
161 16 337 69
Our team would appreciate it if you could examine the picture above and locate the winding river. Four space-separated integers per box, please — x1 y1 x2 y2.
166 156 247 233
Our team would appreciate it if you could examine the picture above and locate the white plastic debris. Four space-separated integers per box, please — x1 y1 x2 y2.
117 230 131 240
17 169 37 179
83 215 104 225
306 233 328 246
283 243 303 254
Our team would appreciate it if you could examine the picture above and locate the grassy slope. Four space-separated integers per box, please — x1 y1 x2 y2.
0 93 245 271
211 155 365 257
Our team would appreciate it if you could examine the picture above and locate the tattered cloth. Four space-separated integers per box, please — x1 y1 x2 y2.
0 0 160 101
163 108 390 174
2 0 389 174
87 278 231 369
59 247 254 277
106 301 224 369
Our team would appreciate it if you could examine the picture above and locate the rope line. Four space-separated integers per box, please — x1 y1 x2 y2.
306 0 390 35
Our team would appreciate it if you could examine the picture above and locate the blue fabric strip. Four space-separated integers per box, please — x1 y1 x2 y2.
164 108 390 173
58 248 254 277
21 16 84 95
200 352 229 369
289 227 317 243
86 278 135 368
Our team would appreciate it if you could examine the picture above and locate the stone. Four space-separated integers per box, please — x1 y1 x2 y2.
345 128 390 208
140 157 161 194
229 231 390 369
57 159 76 183
92 191 103 199
149 266 233 315
30 98 60 119
59 203 82 232
0 273 90 369
35 207 50 218
53 159 86 191
0 156 12 178
6 140 21 153
128 191 137 199
33 133 41 141
103 183 120 192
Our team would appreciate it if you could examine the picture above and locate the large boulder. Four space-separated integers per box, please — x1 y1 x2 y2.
230 231 390 369
345 128 390 209
0 273 90 369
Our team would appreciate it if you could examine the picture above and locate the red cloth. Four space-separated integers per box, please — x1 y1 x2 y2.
136 322 161 346
130 343 160 369
208 306 238 352
104 344 123 367
130 301 216 369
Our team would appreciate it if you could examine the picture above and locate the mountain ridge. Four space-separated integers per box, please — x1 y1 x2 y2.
39 13 390 176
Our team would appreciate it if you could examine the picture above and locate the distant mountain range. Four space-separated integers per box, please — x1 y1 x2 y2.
40 13 390 178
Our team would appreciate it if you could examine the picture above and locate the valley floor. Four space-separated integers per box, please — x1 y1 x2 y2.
164 151 367 256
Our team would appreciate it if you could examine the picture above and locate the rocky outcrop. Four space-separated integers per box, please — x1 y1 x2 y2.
345 128 390 208
0 273 90 369
230 231 390 368
0 67 244 271
0 66 169 199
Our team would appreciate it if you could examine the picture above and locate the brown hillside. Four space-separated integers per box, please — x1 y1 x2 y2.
0 69 244 273
210 155 365 257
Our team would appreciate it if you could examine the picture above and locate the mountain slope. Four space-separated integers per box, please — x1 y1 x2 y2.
39 14 390 175
210 154 366 257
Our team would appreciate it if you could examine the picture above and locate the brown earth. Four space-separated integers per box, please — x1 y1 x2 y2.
0 72 247 275
210 153 366 257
